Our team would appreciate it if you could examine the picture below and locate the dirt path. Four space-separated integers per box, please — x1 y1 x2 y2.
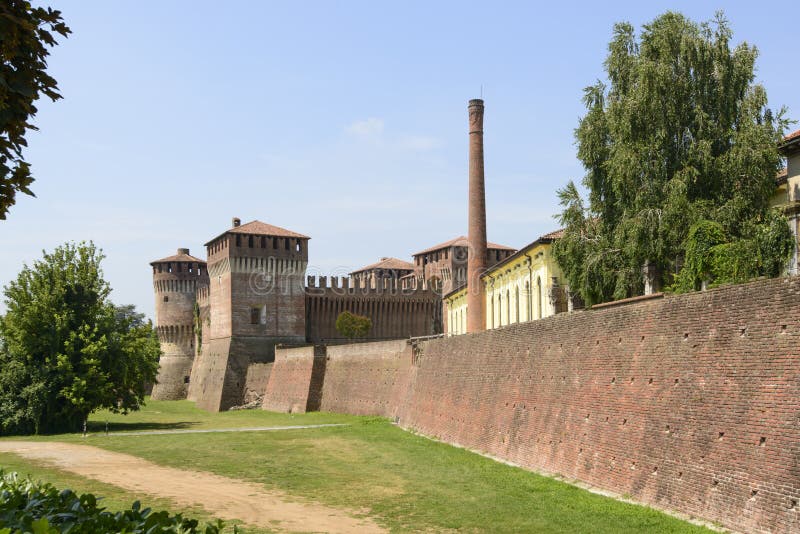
0 441 385 534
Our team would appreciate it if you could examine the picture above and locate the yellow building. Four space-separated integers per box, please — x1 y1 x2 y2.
443 229 568 335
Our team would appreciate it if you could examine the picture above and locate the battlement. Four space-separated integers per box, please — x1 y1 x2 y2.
306 274 431 294
207 255 308 277
154 278 204 294
156 324 196 345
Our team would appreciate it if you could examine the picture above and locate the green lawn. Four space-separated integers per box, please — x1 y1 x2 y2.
0 400 715 533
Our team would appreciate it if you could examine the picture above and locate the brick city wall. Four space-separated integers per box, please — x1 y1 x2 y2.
305 276 442 342
262 276 800 534
320 340 412 417
243 362 273 404
263 345 324 413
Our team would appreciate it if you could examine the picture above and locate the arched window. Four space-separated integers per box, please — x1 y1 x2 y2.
506 289 510 325
536 276 543 319
525 280 531 321
489 295 494 328
498 292 503 326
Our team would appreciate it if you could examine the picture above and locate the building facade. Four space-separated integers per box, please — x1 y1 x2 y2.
443 230 568 335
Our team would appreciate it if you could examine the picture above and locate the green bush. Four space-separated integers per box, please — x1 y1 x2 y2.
0 470 228 533
335 311 372 339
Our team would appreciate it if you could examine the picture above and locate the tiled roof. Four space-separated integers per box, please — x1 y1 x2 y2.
413 236 516 256
480 228 564 278
540 228 565 239
150 250 206 265
205 220 309 245
785 129 800 143
351 257 415 275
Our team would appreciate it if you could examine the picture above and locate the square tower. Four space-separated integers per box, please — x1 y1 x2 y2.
188 217 309 411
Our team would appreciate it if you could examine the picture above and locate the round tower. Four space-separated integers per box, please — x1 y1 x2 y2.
150 248 208 400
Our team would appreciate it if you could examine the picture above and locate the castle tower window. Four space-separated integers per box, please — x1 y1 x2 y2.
236 235 241 247
273 238 278 249
163 296 169 302
248 235 254 248
284 239 289 250
261 236 266 248
296 241 301 252
250 307 260 325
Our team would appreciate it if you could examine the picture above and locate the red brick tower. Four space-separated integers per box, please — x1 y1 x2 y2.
150 248 208 400
188 217 309 411
467 98 487 333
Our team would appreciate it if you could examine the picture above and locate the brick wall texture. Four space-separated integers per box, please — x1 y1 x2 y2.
262 276 800 533
263 346 323 413
320 340 412 417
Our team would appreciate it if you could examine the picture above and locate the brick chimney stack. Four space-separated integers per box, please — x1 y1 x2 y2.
467 98 487 333
232 217 241 227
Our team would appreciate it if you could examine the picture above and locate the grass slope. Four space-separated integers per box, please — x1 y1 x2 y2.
2 400 714 533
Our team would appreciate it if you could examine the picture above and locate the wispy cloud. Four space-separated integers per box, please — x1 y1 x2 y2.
345 117 384 138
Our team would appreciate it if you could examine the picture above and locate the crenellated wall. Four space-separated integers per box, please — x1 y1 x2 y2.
263 276 800 534
305 275 441 342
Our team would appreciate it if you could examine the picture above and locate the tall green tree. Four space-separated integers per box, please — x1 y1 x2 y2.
553 11 793 305
0 1 70 219
0 242 160 435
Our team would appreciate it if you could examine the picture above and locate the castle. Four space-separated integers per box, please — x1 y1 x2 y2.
149 99 528 409
149 220 519 408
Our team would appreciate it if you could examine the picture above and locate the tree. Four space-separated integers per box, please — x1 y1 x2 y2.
552 11 794 305
0 242 160 435
335 311 372 340
0 1 70 220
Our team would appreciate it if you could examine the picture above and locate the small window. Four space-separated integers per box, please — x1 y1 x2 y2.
250 307 260 324
261 236 267 248
236 235 241 247
284 239 289 250
163 296 169 302
296 241 301 252
248 235 254 248
273 237 278 249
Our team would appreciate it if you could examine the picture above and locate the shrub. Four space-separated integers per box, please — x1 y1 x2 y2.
335 311 372 339
0 470 228 533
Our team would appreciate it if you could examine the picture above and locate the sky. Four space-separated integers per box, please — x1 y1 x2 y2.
1 1 798 320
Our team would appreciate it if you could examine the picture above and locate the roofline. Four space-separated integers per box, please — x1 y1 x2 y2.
149 256 207 266
480 236 557 280
412 238 515 257
349 265 415 275
203 228 311 247
442 282 467 300
779 135 800 155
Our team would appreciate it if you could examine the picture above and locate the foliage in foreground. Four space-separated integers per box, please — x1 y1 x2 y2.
0 1 70 220
553 11 794 305
335 311 372 339
0 470 226 533
0 242 160 435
